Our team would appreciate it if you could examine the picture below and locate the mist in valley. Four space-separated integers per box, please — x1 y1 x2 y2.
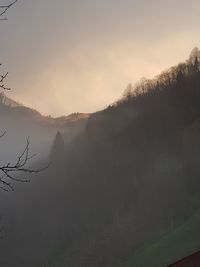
1 1 200 267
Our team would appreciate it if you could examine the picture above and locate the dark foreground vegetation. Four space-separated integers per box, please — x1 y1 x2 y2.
1 48 200 266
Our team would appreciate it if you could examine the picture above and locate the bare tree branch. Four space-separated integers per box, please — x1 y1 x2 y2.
0 0 18 20
0 70 11 90
0 138 49 192
0 131 6 138
0 0 47 192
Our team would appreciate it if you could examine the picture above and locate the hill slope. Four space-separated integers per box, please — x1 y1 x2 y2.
1 48 200 267
0 92 90 162
126 209 200 267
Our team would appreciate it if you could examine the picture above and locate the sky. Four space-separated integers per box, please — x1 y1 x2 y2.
0 0 200 116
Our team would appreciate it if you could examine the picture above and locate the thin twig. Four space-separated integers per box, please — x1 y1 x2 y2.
0 0 18 20
0 139 49 191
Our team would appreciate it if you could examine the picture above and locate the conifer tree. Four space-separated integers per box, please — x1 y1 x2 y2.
51 131 65 160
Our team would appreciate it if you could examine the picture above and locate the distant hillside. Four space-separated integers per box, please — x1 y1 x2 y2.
0 92 91 126
47 113 91 126
0 91 91 166
0 91 22 107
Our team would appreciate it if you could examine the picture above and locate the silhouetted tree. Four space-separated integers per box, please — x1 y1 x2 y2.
187 47 200 74
193 57 199 73
123 83 133 99
189 47 200 61
51 131 65 160
176 69 184 83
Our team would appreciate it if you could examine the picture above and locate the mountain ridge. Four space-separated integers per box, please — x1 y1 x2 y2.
0 91 91 126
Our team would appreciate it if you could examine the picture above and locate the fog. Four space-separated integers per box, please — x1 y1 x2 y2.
1 52 200 266
1 1 200 266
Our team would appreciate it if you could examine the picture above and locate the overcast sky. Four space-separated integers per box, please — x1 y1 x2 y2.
1 0 200 116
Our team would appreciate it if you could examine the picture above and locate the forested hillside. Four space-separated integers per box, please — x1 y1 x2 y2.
0 93 90 165
1 48 200 266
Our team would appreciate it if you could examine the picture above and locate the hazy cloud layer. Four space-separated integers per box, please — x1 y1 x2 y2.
1 0 200 116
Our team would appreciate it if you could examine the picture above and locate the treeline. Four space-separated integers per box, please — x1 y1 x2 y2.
119 47 200 103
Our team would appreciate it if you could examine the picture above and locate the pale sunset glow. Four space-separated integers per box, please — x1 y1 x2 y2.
1 0 200 116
